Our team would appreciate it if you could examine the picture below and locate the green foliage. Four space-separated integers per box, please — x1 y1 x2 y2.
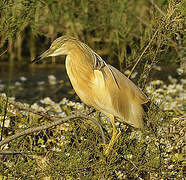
0 0 185 179
0 94 185 179
0 0 185 68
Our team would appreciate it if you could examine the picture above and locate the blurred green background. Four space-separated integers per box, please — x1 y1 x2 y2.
0 0 185 69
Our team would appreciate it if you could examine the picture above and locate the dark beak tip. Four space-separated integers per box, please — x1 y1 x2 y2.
31 56 41 64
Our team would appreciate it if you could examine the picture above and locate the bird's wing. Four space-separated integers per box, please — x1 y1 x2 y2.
103 64 149 105
92 50 148 104
92 55 148 128
93 52 119 88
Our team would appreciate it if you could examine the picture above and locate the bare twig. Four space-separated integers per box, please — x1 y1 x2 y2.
0 114 74 147
0 150 46 155
0 113 105 147
134 14 150 27
141 41 161 90
0 94 105 148
128 28 159 78
0 150 22 155
0 49 7 57
150 0 165 16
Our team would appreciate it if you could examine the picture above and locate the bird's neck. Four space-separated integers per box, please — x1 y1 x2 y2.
68 47 94 72
65 47 94 91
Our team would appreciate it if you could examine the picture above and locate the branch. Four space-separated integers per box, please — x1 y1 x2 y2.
150 0 165 16
0 150 46 155
0 94 105 148
128 28 159 79
0 114 74 147
0 49 7 57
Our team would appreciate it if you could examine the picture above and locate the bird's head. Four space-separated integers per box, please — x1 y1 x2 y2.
32 36 77 63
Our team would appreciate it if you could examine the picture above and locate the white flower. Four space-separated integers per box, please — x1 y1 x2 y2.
67 101 75 107
151 80 163 86
0 115 7 121
40 145 46 148
116 171 124 179
15 81 22 86
146 86 153 94
60 98 69 105
37 81 45 85
3 144 9 150
20 110 28 116
9 97 15 101
58 112 66 117
4 119 10 127
52 147 61 152
0 84 5 90
168 165 174 169
168 76 177 84
124 70 131 75
0 117 10 128
1 93 6 98
31 103 39 110
40 97 54 105
53 104 62 112
177 68 184 75
48 75 57 85
167 88 176 94
131 72 138 79
156 88 164 93
73 102 83 109
31 103 45 111
20 76 27 82
180 79 186 84
175 84 183 91
60 136 65 140
155 99 163 105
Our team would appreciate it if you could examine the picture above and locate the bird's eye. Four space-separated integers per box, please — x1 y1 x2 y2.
51 45 57 49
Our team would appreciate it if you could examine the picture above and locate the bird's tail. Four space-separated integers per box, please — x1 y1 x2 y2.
127 101 144 129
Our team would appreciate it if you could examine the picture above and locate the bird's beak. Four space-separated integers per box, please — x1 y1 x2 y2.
31 48 54 63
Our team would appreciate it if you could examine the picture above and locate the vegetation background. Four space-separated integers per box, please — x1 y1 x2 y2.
0 0 185 179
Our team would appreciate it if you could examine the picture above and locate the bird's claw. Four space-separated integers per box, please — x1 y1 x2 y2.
103 130 122 156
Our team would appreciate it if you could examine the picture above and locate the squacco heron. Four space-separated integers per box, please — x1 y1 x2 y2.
32 36 148 155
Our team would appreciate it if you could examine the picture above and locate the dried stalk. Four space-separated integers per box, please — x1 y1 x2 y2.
128 28 159 79
0 94 105 148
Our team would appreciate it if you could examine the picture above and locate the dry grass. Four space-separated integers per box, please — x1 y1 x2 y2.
0 67 185 179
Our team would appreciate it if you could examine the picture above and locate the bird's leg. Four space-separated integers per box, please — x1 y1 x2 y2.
104 115 121 155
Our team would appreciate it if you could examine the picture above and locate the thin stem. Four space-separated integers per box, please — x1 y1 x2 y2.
0 54 13 142
128 28 159 79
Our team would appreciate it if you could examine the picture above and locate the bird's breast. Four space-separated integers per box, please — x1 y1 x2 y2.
65 56 95 106
65 56 113 114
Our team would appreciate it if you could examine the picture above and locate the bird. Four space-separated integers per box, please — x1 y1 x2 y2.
32 35 148 155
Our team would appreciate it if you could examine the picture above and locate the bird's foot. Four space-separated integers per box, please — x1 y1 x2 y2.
104 130 121 156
